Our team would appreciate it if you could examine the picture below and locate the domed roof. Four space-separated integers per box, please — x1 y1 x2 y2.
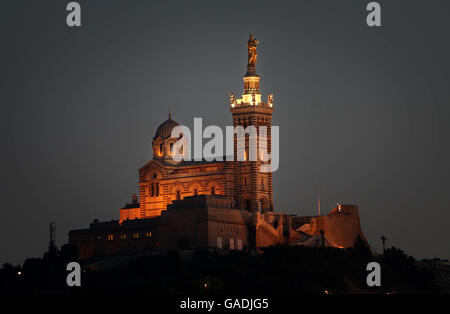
154 114 179 139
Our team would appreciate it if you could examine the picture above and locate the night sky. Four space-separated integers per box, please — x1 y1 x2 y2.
1 0 449 265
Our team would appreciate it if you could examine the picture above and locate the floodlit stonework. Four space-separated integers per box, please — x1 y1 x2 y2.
69 35 367 260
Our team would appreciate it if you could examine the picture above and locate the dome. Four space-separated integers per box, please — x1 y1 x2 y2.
154 114 179 139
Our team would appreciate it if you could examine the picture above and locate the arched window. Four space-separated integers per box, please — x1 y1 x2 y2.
176 190 181 200
211 187 215 195
194 189 198 196
170 143 174 156
159 144 163 156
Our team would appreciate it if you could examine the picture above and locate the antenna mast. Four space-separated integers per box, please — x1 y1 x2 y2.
48 221 56 253
318 186 321 216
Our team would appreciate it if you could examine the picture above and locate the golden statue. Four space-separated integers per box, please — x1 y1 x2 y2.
247 33 259 66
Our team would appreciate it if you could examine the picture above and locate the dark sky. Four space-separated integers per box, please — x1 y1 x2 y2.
1 0 449 265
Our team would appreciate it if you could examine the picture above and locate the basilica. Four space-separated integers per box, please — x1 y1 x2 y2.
69 35 367 260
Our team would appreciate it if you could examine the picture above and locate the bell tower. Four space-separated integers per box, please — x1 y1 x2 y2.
229 34 274 213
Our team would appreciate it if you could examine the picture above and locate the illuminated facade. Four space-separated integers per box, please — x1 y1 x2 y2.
69 35 367 260
119 34 275 221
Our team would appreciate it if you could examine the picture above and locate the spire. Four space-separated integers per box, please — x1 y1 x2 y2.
244 33 261 94
230 34 274 108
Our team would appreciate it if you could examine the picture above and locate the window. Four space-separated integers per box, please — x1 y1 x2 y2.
229 238 235 250
211 187 215 195
237 239 243 250
170 143 174 155
151 184 154 197
107 234 114 241
217 237 223 249
133 232 140 239
159 144 163 155
176 190 181 200
146 231 152 238
120 233 127 240
156 183 160 196
194 189 198 196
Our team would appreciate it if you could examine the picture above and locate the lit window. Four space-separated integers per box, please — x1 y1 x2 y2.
217 237 223 249
133 232 140 239
159 144 163 155
170 143 174 155
237 239 243 250
229 238 235 250
146 231 152 238
107 234 114 241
